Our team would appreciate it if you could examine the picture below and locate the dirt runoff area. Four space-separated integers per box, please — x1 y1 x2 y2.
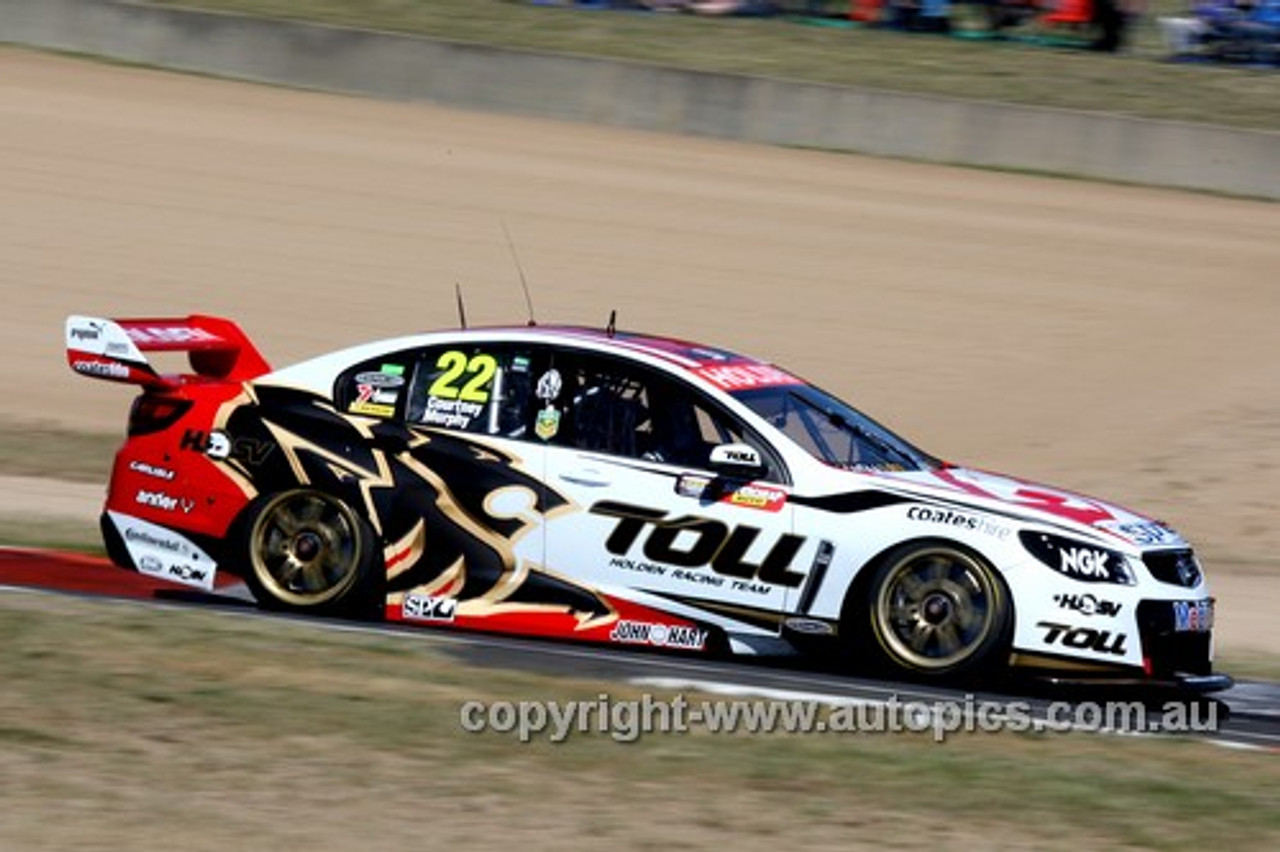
2 46 1278 655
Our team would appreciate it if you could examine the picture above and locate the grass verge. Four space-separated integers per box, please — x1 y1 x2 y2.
143 0 1280 131
1 590 1277 850
0 418 118 483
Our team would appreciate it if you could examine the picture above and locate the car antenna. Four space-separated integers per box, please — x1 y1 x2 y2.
455 282 468 330
501 221 537 327
606 309 616 339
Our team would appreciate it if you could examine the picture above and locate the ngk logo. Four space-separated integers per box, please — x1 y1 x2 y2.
1059 547 1111 580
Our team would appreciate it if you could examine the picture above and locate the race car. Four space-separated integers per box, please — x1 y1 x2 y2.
65 314 1228 690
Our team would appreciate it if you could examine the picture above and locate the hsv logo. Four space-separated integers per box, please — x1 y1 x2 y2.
591 500 806 588
1053 593 1122 618
181 430 274 465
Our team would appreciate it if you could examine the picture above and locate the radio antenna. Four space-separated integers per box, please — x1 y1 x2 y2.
606 309 616 339
455 283 468 330
502 221 537 327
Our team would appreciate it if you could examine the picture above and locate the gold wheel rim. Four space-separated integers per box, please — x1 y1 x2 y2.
873 548 1001 672
250 490 362 607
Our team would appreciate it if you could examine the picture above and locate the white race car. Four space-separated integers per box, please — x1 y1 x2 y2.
66 314 1227 689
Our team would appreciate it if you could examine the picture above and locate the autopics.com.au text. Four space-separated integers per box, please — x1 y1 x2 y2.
458 692 1219 744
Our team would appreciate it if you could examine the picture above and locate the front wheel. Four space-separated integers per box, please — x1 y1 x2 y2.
239 489 380 618
860 541 1011 680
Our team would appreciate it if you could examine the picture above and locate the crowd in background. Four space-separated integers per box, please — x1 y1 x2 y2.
542 0 1280 61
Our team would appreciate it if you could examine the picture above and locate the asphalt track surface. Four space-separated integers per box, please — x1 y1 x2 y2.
3 547 1277 753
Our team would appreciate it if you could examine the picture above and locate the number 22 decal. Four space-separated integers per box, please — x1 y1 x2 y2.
428 351 497 402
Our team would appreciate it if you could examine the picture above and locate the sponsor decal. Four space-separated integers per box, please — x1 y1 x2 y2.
1173 600 1213 633
1036 621 1128 656
695 363 799 391
180 429 273 465
128 460 175 481
783 617 835 636
181 429 231 460
609 620 707 651
166 564 210 584
1019 531 1133 585
421 396 483 429
675 474 710 500
135 489 195 513
906 506 1010 539
380 363 406 377
592 500 807 589
73 359 129 379
350 400 396 417
69 320 104 342
725 484 787 513
535 406 561 441
1105 520 1179 547
536 369 562 401
402 593 458 623
124 526 185 553
1053 593 1122 618
354 371 405 388
125 325 219 345
672 476 785 512
111 511 216 591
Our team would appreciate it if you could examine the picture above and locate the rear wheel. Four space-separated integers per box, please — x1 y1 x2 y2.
240 489 379 618
861 542 1011 680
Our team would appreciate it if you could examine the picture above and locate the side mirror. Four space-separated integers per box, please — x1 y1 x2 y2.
708 443 767 480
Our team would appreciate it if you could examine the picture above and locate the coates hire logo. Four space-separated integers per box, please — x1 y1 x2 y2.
73 359 128 379
610 620 708 651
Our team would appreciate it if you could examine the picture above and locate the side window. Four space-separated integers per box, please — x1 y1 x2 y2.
545 352 785 482
334 352 415 419
407 344 536 439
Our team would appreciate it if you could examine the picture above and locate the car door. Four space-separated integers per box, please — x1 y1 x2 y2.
335 341 554 614
537 348 812 632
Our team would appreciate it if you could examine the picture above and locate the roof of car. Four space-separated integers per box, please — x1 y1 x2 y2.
452 324 802 393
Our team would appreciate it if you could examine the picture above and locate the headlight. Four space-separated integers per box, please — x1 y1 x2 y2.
1018 531 1136 586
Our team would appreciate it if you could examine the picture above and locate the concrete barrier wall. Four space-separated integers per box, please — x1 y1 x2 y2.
4 0 1278 199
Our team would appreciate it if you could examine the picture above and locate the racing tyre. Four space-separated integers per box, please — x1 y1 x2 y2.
859 541 1011 680
239 488 380 618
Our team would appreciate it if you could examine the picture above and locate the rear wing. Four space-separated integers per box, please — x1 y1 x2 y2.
66 315 271 389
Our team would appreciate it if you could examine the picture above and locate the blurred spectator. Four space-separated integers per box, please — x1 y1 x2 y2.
1219 0 1280 61
888 0 953 31
688 0 779 13
1159 0 1279 61
1158 0 1241 56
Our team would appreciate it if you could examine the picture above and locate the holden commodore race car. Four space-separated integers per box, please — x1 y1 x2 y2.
65 314 1228 690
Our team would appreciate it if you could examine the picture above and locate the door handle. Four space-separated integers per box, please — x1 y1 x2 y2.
558 470 612 488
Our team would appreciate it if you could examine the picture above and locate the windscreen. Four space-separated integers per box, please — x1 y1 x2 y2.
730 383 938 472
